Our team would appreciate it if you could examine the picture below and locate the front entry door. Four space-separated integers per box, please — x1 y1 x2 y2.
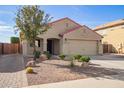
47 40 53 54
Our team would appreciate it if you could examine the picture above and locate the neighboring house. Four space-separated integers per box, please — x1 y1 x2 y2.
20 17 103 56
94 19 124 53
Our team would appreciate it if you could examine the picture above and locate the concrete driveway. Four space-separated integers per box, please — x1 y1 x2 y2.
28 54 124 88
0 54 28 88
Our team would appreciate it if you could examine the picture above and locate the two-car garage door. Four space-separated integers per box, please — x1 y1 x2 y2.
65 39 97 55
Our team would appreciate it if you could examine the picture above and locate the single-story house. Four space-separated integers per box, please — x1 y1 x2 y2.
94 19 124 53
20 17 103 56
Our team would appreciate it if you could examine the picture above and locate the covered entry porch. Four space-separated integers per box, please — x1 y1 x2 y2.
47 38 60 55
38 38 60 55
22 38 61 55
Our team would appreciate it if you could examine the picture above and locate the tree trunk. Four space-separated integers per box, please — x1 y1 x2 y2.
33 41 36 61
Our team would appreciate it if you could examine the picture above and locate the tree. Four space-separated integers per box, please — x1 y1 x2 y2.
10 37 19 44
15 5 52 59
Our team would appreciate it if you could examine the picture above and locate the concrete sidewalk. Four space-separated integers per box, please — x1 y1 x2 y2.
27 77 124 88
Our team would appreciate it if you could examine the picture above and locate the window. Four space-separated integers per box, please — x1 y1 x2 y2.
29 40 40 47
35 39 40 47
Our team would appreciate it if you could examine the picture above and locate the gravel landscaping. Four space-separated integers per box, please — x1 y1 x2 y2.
24 57 119 86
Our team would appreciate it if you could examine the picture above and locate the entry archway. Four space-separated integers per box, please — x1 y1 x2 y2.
47 38 60 55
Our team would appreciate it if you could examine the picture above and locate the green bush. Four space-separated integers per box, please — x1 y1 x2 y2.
10 37 19 43
69 57 75 67
59 54 66 60
79 56 90 62
74 54 82 61
70 60 74 67
43 51 52 59
33 51 41 59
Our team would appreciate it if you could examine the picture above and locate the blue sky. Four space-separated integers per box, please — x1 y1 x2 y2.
0 5 124 43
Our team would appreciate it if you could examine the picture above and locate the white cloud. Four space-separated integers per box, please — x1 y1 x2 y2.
0 21 6 25
0 23 18 43
0 25 14 32
0 10 13 15
0 20 14 32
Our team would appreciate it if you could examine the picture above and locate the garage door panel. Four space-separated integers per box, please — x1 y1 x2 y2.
67 40 97 55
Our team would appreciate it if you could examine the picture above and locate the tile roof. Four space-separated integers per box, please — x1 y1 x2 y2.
59 26 82 36
49 17 82 27
94 19 124 31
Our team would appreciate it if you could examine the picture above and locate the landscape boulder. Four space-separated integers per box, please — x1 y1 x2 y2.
26 60 36 67
40 54 48 61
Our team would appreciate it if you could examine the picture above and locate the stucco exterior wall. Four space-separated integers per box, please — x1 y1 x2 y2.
53 39 60 55
64 26 102 40
96 25 124 53
20 18 102 56
25 18 80 55
62 26 103 55
97 40 103 55
21 39 43 55
21 40 28 56
37 18 78 39
28 39 43 55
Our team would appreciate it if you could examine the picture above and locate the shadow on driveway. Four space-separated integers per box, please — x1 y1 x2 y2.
0 54 25 73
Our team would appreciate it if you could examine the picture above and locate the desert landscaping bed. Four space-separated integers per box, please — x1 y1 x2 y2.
24 57 118 86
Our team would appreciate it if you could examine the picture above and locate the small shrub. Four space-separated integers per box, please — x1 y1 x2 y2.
70 60 74 67
69 57 75 67
33 51 41 59
26 67 33 73
79 56 90 62
59 54 66 60
74 54 82 61
43 51 52 59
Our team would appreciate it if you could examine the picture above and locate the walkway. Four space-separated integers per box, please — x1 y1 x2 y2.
27 77 124 88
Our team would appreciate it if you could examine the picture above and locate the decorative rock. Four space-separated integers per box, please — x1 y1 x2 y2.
51 55 60 60
40 54 48 61
26 60 36 67
36 58 40 62
81 62 89 67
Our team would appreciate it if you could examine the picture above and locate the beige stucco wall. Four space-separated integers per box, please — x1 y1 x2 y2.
37 18 78 39
21 40 28 56
21 39 43 55
24 18 80 55
28 39 43 55
21 18 103 56
64 26 102 40
97 41 103 55
53 39 60 55
96 25 124 53
62 26 103 55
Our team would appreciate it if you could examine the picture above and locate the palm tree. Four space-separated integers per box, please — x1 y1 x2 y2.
15 5 52 60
